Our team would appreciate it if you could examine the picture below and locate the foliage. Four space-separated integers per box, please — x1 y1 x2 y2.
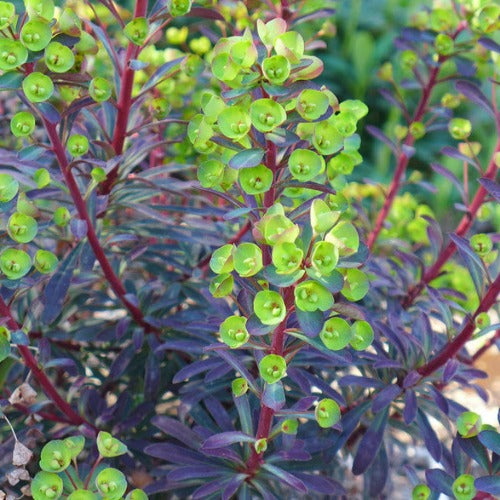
0 0 499 499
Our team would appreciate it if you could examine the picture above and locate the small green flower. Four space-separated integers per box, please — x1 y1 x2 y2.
218 105 251 140
166 26 188 45
254 290 286 325
435 33 454 55
272 242 303 274
262 55 290 84
325 221 359 256
332 112 357 137
327 151 362 177
313 121 343 155
210 244 234 274
211 53 240 83
124 17 148 45
239 164 273 195
294 280 333 312
288 149 325 182
34 250 58 274
473 5 500 33
310 199 339 233
0 1 15 30
209 273 234 297
125 490 148 500
452 474 476 500
97 432 128 458
34 168 50 188
315 398 340 428
230 38 257 68
338 100 368 120
150 97 169 119
96 467 127 500
259 354 287 384
10 111 35 138
470 233 493 256
40 440 71 472
475 312 490 329
250 99 287 133
31 471 63 500
0 39 28 71
456 411 482 438
430 7 458 32
254 438 268 453
0 173 19 202
409 121 425 140
8 212 38 243
448 118 471 140
67 490 98 500
441 93 461 109
401 49 418 70
320 317 352 350
281 419 298 434
0 325 10 342
341 268 369 302
232 377 248 396
0 248 31 279
296 89 330 121
350 320 374 351
89 77 112 102
412 484 431 500
53 206 71 227
274 31 304 63
233 243 263 277
91 167 107 183
311 241 339 276
263 214 299 246
45 41 75 73
198 159 225 188
167 0 192 17
20 19 52 51
26 0 54 21
63 435 85 459
190 36 211 55
23 72 54 103
219 315 249 348
67 134 89 157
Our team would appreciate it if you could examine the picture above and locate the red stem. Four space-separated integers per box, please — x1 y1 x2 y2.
403 138 500 307
367 62 442 250
100 0 149 194
417 273 500 377
44 121 155 333
0 296 88 427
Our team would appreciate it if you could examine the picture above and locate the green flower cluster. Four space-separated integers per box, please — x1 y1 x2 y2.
31 432 148 500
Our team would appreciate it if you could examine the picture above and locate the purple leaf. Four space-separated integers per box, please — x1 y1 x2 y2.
173 359 223 383
262 381 286 411
187 7 226 21
339 375 384 389
475 475 500 495
431 163 464 197
167 465 224 482
293 472 345 495
366 125 398 156
478 430 500 455
416 409 441 462
479 177 500 203
425 469 454 496
205 396 234 432
443 359 459 383
430 386 449 415
352 408 389 475
367 443 389 496
478 37 500 53
192 478 227 499
403 390 417 424
441 146 478 167
152 416 202 449
222 474 247 500
372 385 401 413
455 80 494 116
403 371 421 388
262 464 307 493
144 443 208 465
295 309 323 337
457 436 490 469
202 431 255 450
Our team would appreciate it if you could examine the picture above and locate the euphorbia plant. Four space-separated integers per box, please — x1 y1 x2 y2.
0 0 498 499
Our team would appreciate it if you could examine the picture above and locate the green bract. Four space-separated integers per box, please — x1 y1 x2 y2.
167 0 192 17
409 121 425 140
350 320 374 351
198 159 225 188
311 241 339 275
456 411 482 438
8 212 38 243
0 173 19 202
96 431 128 458
274 31 304 63
338 99 368 120
259 354 287 384
89 77 112 102
325 221 359 256
67 134 89 157
31 471 63 500
313 121 343 155
263 214 299 246
310 199 339 233
232 377 248 396
150 97 169 119
452 474 476 500
294 280 333 312
63 435 85 459
40 440 71 472
23 72 54 103
262 55 290 84
412 484 431 500
211 52 239 83
281 419 298 434
239 165 273 195
209 244 234 274
67 491 98 500
53 206 70 226
209 273 233 297
320 317 352 350
341 268 369 301
20 19 52 51
332 112 357 137
315 398 340 428
254 438 267 453
11 111 35 137
0 248 31 279
125 490 149 500
0 39 28 71
296 89 329 121
448 118 471 140
473 4 500 33
45 41 75 73
435 33 454 55
25 0 55 20
288 149 325 182
96 468 127 500
254 290 286 325
250 99 286 133
219 315 249 348
0 1 15 30
475 312 490 329
470 233 492 256
272 242 303 274
91 167 107 183
218 106 251 140
230 38 257 68
34 250 58 274
124 17 149 45
59 8 82 36
233 243 263 277
327 151 362 177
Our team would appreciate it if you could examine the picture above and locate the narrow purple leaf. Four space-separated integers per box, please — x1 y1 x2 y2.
443 359 459 383
455 80 494 116
403 371 421 388
167 465 224 482
366 125 398 156
222 474 247 500
475 476 500 496
372 385 401 413
205 396 234 432
457 436 490 469
479 177 500 203
403 390 417 424
144 443 208 465
478 37 500 53
367 444 389 496
425 469 454 496
430 386 449 415
431 163 464 196
293 472 345 495
339 375 384 389
173 358 223 383
441 146 478 167
192 478 226 499
262 381 286 411
478 430 500 455
152 416 202 449
262 464 307 493
202 431 255 450
295 308 323 337
416 409 441 462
